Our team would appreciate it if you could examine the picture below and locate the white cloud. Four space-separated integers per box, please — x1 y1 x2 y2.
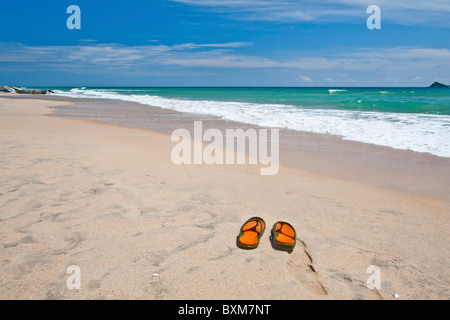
2 42 449 71
297 75 313 82
1 42 449 85
170 42 252 50
170 0 450 25
0 42 251 66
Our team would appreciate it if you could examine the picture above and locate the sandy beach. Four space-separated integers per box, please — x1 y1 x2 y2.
0 94 449 300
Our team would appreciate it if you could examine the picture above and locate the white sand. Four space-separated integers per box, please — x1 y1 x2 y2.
0 96 448 299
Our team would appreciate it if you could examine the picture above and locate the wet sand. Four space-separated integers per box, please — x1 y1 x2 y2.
0 94 449 299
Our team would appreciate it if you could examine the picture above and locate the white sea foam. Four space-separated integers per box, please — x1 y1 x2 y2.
328 89 348 94
53 88 450 157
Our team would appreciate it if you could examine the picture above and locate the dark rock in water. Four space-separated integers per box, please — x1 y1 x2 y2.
429 82 450 88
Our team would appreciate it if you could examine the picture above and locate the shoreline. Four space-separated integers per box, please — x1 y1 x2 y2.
3 93 448 201
0 95 449 300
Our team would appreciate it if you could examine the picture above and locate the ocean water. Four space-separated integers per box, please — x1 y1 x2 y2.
50 87 450 157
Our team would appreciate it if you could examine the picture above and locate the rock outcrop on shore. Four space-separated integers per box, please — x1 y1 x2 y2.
0 86 13 92
0 85 51 94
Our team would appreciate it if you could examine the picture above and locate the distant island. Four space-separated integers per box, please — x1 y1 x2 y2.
429 82 450 88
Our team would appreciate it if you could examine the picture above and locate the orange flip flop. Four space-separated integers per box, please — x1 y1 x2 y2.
236 217 266 250
271 221 296 251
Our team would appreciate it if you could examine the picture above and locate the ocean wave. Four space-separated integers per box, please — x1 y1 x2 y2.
52 88 450 157
328 89 348 94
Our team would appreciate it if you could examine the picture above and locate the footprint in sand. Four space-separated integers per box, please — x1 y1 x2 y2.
285 239 328 297
341 274 383 300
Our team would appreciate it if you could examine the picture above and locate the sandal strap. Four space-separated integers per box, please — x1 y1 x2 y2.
242 218 262 234
275 222 295 240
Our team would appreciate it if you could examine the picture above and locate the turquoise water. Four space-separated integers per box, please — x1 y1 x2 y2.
52 87 450 115
50 87 450 157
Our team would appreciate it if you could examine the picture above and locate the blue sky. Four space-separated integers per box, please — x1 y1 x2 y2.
0 0 449 87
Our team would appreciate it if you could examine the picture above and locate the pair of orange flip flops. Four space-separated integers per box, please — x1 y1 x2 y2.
236 217 296 251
